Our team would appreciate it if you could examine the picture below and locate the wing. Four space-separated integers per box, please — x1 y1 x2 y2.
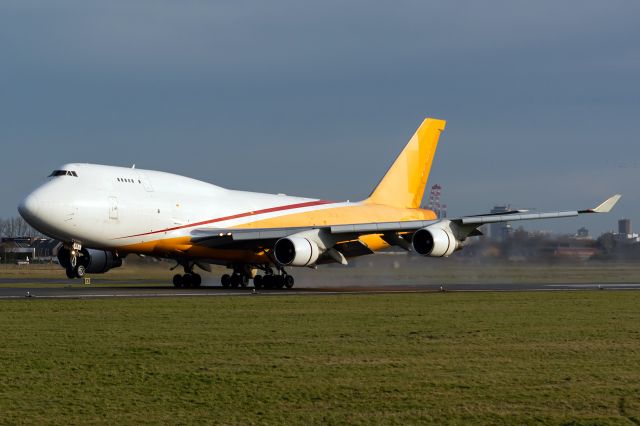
190 194 621 261
458 194 621 226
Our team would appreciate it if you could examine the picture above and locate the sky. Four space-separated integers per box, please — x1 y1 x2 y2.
1 0 638 236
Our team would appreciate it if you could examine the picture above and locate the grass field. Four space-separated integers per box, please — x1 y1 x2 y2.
1 292 640 424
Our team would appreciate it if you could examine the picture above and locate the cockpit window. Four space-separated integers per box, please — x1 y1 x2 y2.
48 170 78 177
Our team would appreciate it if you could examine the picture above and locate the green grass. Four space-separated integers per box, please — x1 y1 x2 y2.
1 292 640 424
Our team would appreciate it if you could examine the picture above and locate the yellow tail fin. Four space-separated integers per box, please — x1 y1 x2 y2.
366 118 446 209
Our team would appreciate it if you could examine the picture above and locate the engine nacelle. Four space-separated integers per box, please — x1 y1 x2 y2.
273 237 321 266
82 249 123 273
58 247 123 274
412 225 459 257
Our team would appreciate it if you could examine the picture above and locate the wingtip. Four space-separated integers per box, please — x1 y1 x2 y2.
592 194 622 213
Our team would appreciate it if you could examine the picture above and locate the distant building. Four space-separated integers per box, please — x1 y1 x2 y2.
0 237 60 263
614 218 639 243
32 238 60 260
619 218 632 235
490 205 512 241
0 239 34 263
576 227 590 239
614 232 640 243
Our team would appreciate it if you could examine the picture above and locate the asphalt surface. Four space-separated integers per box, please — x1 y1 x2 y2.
1 280 640 299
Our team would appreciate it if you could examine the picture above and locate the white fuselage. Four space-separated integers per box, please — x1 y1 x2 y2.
19 163 345 250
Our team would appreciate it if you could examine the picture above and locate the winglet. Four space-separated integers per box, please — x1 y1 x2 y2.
581 194 622 213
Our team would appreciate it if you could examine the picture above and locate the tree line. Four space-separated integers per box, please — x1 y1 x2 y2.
0 217 43 238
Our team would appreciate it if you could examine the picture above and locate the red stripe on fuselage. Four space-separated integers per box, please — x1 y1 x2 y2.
115 200 334 239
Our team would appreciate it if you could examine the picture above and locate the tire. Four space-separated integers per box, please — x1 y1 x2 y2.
58 248 72 269
230 274 240 288
253 275 263 289
192 274 202 288
263 275 273 289
221 274 231 288
275 276 285 289
173 274 183 288
183 274 193 288
75 265 86 278
284 275 294 289
65 267 76 279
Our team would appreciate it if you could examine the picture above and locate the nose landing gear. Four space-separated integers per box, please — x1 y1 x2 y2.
59 244 87 279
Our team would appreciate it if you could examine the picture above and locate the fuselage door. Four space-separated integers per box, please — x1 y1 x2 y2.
109 196 118 220
137 172 154 192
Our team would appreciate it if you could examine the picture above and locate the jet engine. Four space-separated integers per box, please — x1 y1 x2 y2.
57 247 122 274
411 223 460 257
273 237 321 266
81 248 123 273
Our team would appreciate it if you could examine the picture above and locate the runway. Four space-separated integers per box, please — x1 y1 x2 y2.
1 280 640 299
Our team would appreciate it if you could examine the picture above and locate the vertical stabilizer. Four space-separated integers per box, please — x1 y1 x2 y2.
366 118 446 209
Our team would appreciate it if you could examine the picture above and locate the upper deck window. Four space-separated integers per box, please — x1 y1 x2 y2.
48 170 78 177
117 177 138 183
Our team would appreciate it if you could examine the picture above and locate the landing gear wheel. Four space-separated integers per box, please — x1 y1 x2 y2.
192 273 202 288
221 274 231 288
262 275 274 289
58 248 71 269
184 274 194 288
275 276 285 289
65 267 76 279
173 274 183 288
230 274 240 288
284 275 294 289
254 275 263 289
75 265 86 278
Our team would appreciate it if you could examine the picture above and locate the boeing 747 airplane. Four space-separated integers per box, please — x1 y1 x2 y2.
18 118 620 288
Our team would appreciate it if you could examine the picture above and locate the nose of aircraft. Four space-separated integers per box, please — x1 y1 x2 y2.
18 192 41 223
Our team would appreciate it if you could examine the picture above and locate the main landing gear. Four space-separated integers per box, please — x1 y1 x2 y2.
173 273 202 288
170 262 296 290
172 261 202 288
220 265 294 290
